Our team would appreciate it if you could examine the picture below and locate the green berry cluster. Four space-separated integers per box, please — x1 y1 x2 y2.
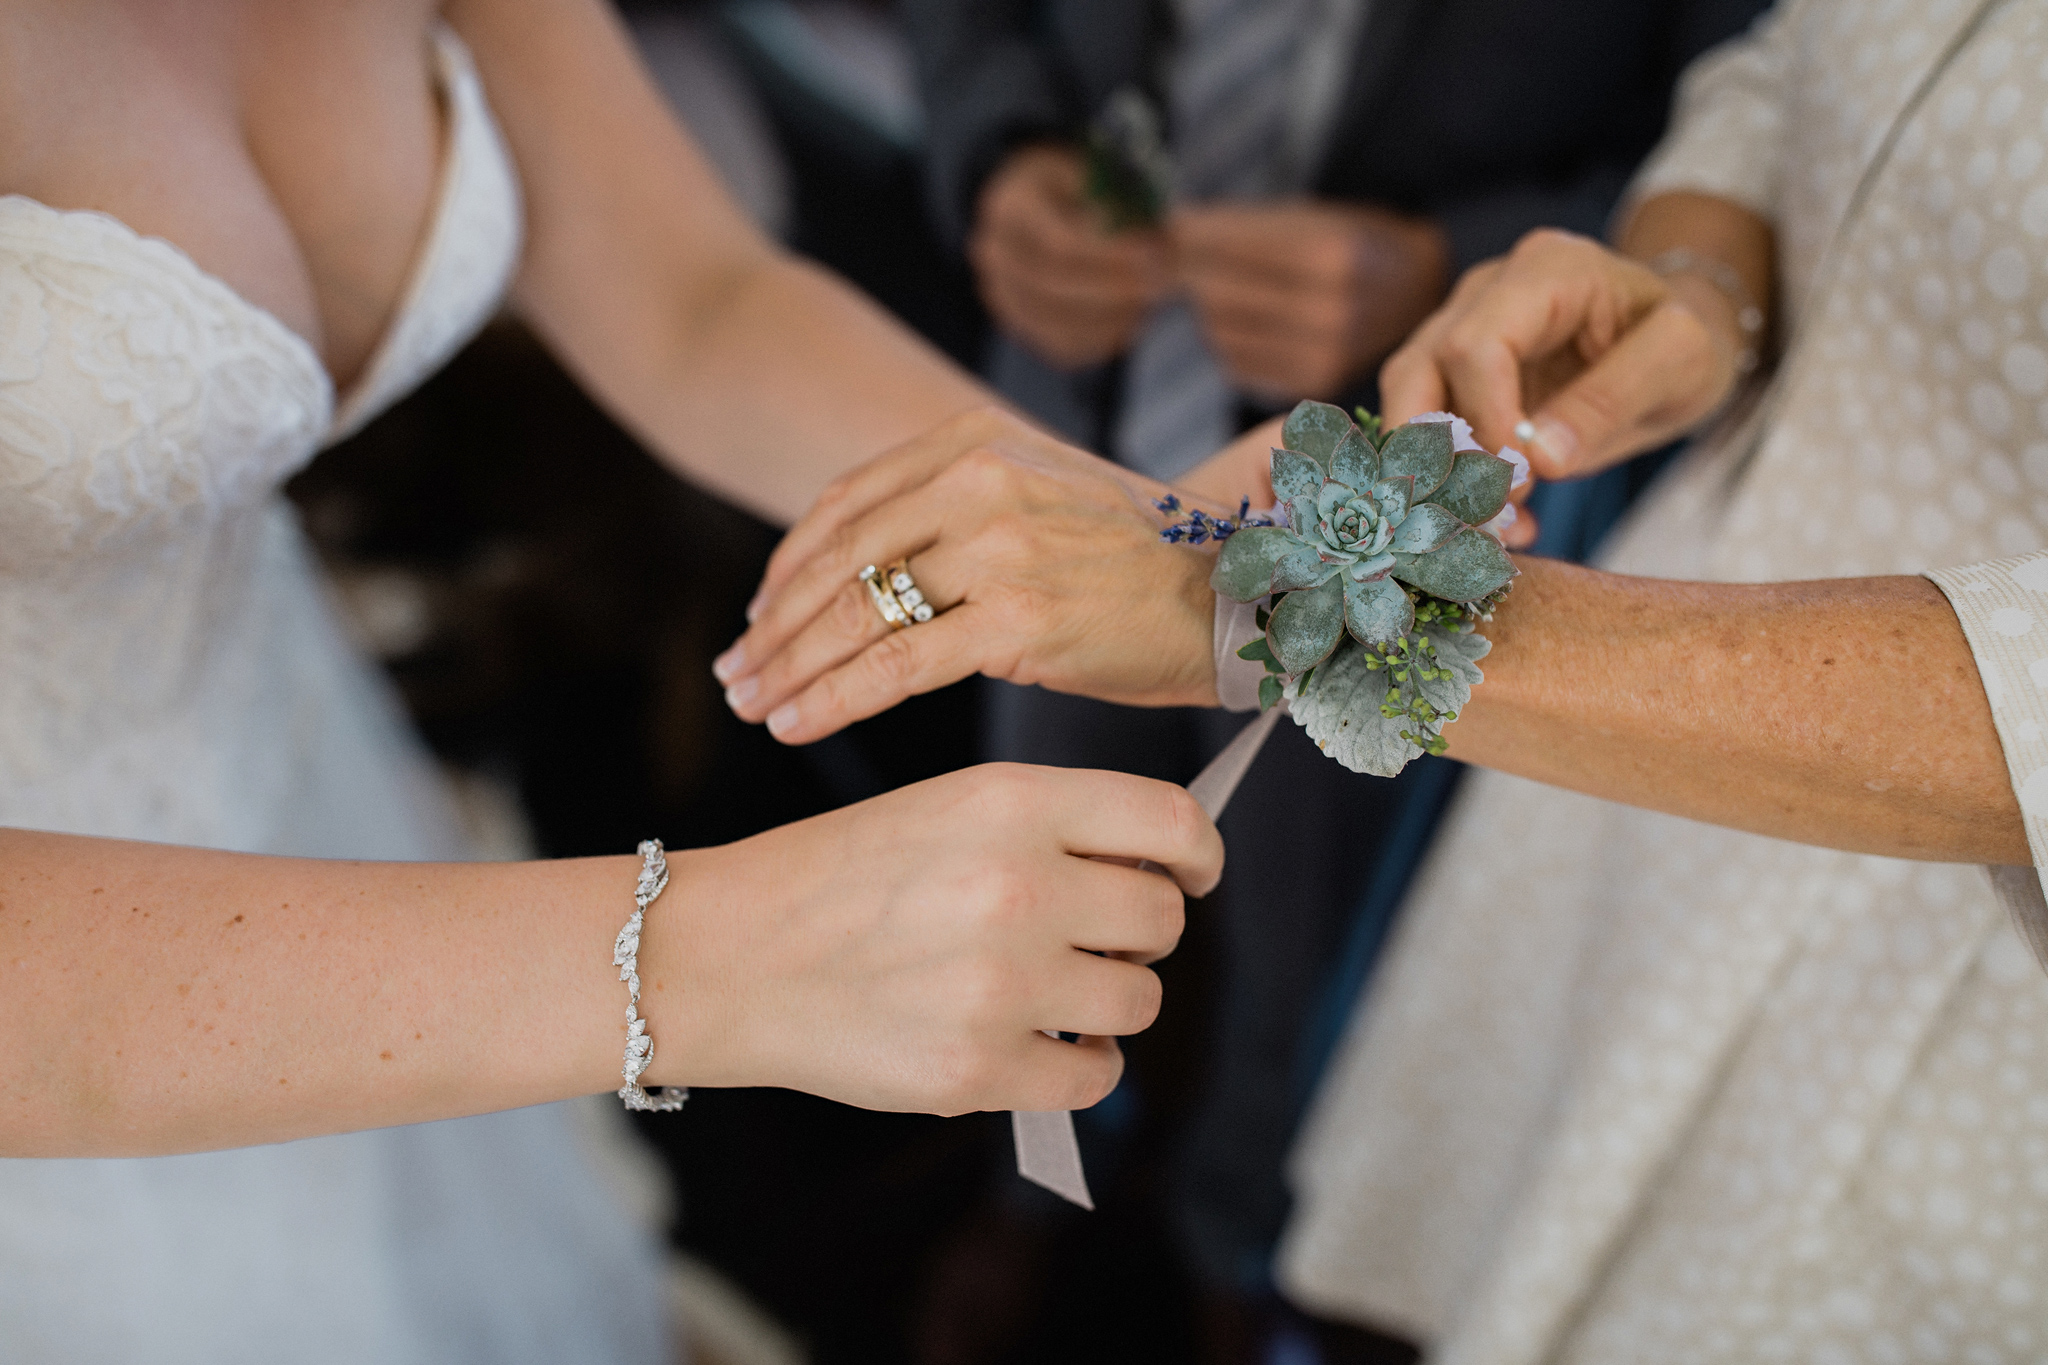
1236 589 1487 756
1360 633 1457 756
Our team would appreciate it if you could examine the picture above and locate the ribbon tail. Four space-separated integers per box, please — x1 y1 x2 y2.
1009 707 1284 1208
1013 1109 1094 1209
1187 703 1283 819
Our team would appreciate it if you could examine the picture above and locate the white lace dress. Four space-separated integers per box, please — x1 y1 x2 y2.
0 30 669 1365
1279 1 2048 1361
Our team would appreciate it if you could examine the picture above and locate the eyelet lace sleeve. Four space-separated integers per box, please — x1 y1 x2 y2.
1927 552 2048 971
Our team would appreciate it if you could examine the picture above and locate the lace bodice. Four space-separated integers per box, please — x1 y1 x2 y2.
0 26 520 854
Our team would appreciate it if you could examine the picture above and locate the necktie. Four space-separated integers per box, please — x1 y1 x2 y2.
1113 0 1321 482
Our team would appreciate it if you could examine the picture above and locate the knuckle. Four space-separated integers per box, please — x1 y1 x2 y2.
1437 324 1480 367
813 476 855 512
966 761 1040 821
952 955 1018 1022
1563 382 1627 440
952 444 1016 492
865 627 923 690
1123 969 1164 1034
1157 880 1188 948
1071 1045 1125 1109
828 583 877 637
977 515 1037 568
1514 226 1579 260
932 1039 1000 1111
964 858 1034 930
1161 783 1206 856
1446 260 1490 299
805 667 851 723
956 403 1010 441
820 520 862 574
1380 345 1423 383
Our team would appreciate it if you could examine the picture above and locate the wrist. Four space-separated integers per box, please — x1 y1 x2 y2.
628 842 747 1091
1174 545 1225 706
1648 248 1765 381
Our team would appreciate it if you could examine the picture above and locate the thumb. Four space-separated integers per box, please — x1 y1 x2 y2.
1524 300 1716 479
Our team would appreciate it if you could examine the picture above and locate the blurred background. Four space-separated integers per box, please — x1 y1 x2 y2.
286 2 1737 1361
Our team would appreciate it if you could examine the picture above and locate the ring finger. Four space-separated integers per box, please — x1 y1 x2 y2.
725 546 965 725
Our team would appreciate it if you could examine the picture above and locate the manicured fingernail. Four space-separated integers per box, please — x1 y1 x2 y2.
765 703 799 738
723 676 758 711
1531 419 1578 465
712 644 747 683
1513 419 1538 446
744 593 764 623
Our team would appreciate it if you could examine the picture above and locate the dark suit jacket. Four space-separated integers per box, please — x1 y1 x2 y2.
910 0 1767 275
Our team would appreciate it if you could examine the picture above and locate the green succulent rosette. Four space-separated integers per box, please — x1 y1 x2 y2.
1211 401 1519 776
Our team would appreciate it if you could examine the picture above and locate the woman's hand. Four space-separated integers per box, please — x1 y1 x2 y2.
717 408 1219 746
1379 221 1753 480
653 763 1223 1114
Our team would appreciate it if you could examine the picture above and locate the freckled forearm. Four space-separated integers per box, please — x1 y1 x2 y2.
1440 559 2026 864
2 832 641 1155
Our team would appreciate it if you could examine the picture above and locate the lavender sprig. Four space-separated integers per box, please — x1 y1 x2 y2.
1157 495 1277 545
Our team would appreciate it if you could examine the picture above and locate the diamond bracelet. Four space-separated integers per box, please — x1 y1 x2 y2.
614 839 688 1112
1647 247 1766 375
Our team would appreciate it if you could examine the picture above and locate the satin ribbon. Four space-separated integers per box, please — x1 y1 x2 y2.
1012 705 1285 1207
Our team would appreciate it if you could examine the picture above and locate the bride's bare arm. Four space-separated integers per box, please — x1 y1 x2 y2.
3 833 635 1157
1 766 1220 1159
445 0 998 526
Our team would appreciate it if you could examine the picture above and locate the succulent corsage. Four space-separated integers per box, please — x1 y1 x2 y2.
1189 401 1520 777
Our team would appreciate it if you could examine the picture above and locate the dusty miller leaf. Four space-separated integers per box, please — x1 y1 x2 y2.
1287 640 1423 777
1413 621 1490 715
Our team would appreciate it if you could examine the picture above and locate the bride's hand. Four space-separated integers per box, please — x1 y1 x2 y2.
655 763 1222 1114
715 407 1219 746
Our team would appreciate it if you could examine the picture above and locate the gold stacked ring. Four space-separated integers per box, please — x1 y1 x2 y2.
886 560 936 624
856 560 938 630
858 563 910 628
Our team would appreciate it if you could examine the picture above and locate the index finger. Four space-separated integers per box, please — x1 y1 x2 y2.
1378 314 1454 426
1378 259 1508 425
1033 766 1224 899
1418 237 1666 448
1528 297 1729 478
